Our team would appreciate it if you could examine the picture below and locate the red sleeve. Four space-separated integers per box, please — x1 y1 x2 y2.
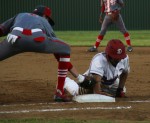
100 0 105 13
101 4 105 12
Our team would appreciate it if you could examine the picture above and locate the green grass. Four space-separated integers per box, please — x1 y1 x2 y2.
55 30 150 46
0 30 150 123
0 30 150 46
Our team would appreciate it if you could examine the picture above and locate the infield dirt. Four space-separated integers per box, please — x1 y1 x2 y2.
0 47 150 121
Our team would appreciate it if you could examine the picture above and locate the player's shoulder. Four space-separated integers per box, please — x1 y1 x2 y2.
123 54 129 61
91 52 107 63
93 52 106 59
120 54 129 65
17 12 30 15
16 13 35 18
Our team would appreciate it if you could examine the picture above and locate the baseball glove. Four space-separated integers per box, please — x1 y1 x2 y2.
111 10 120 21
79 75 96 89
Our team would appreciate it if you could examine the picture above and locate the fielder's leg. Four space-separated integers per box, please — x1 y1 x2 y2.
124 32 133 52
115 15 133 52
87 15 112 52
54 55 72 102
0 39 23 61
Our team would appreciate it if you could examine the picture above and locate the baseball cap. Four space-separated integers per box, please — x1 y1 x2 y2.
33 5 55 26
105 39 126 60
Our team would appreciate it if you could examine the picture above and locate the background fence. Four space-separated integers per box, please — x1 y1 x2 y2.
0 0 149 30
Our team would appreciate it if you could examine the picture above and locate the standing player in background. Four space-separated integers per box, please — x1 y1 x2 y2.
0 5 86 102
64 39 129 98
88 0 133 52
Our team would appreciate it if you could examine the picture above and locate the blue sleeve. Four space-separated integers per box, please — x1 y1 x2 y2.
0 15 17 36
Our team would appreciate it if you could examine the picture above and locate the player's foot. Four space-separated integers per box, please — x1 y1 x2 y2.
54 92 71 102
87 46 98 52
127 46 133 52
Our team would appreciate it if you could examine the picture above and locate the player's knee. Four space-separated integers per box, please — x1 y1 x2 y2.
64 77 79 96
64 45 71 55
100 30 106 36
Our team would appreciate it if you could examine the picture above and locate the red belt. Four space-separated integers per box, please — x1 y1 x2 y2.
106 10 119 15
13 27 45 42
106 12 112 15
13 27 43 35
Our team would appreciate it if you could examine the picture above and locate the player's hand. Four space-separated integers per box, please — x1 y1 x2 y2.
99 16 103 24
94 90 113 97
115 88 126 98
7 34 19 44
77 74 85 83
99 15 103 24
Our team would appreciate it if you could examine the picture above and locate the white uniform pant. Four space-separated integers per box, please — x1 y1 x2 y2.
64 77 79 96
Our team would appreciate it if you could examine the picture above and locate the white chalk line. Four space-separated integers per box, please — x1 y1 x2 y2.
0 100 150 114
1 100 150 107
1 102 73 107
128 100 150 103
0 106 132 114
1 100 149 114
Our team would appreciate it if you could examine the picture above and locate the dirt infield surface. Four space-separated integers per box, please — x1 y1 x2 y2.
0 47 150 121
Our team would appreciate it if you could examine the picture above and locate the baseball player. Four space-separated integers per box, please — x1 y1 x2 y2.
64 39 129 98
88 0 133 52
0 5 86 102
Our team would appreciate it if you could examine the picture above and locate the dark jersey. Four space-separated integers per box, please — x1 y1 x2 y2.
0 13 56 38
102 0 123 12
0 13 71 61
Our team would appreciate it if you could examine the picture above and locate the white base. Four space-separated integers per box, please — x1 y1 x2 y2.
73 94 115 103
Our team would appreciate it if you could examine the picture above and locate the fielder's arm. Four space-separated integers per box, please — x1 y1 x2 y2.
69 66 86 83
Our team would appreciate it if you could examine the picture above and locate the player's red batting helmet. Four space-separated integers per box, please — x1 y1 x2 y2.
105 39 126 60
33 5 55 26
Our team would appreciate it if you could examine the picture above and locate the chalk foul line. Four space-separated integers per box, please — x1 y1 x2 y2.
128 100 150 103
1 100 150 107
0 100 149 114
0 106 132 114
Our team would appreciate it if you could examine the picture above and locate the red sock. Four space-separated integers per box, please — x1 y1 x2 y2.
94 35 104 48
124 32 131 46
56 56 70 95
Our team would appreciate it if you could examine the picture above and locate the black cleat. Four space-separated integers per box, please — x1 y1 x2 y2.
54 92 71 102
87 46 98 52
127 46 133 52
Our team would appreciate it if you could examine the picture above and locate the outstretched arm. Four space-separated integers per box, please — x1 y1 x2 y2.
0 27 4 37
0 16 17 36
69 66 85 83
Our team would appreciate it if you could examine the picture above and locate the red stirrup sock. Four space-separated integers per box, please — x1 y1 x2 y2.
124 32 131 46
94 35 104 48
56 56 70 95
